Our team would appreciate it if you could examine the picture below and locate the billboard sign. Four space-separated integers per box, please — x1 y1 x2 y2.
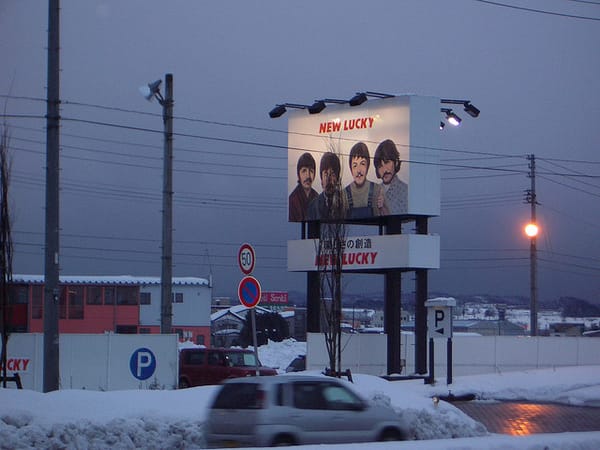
260 291 289 305
288 234 440 272
287 95 440 222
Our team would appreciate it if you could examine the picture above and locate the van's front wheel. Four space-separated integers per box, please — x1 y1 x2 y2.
271 434 296 446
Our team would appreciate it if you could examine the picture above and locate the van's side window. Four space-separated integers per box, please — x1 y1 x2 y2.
189 351 205 365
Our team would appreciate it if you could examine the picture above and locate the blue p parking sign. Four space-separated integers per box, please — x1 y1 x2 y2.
130 347 156 380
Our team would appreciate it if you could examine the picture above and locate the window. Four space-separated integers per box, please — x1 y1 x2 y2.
195 334 205 346
87 286 103 305
172 292 183 303
9 285 28 304
188 351 205 365
105 287 115 305
31 285 43 319
117 286 138 305
139 327 151 334
140 292 151 305
293 382 327 410
115 325 137 334
59 287 67 319
212 383 262 410
68 286 84 319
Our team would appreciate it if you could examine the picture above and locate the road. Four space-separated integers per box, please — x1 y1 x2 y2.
454 401 600 435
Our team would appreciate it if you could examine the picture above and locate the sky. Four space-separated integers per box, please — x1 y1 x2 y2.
1 1 599 303
1 339 600 449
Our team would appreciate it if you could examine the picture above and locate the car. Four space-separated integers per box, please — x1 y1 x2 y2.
178 348 277 388
284 354 306 373
205 374 411 448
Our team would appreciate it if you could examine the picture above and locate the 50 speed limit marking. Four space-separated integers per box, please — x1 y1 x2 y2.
238 243 255 275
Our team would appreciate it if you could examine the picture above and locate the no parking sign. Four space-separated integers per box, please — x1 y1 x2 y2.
238 276 262 308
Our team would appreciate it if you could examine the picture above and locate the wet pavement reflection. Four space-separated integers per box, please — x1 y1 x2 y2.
454 401 600 435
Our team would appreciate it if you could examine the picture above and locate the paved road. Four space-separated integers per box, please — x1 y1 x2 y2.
454 401 600 435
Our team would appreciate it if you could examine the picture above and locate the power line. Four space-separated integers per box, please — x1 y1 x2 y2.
471 0 600 20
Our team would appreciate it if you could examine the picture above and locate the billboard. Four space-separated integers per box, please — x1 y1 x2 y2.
288 234 440 272
287 95 440 222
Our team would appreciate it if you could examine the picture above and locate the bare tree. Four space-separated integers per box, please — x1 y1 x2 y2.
314 142 347 376
0 122 13 387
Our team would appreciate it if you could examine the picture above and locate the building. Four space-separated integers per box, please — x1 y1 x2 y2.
7 275 211 344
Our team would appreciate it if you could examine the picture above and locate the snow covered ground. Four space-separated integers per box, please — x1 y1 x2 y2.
1 339 599 449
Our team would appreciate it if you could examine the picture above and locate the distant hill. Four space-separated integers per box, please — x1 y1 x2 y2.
287 290 599 316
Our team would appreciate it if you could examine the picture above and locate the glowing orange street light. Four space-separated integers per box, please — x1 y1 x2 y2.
524 223 539 238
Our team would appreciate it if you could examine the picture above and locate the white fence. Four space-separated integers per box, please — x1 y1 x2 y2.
1 333 178 391
306 332 600 378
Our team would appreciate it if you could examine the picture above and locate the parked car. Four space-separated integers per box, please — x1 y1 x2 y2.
178 348 277 388
205 374 411 448
284 354 306 373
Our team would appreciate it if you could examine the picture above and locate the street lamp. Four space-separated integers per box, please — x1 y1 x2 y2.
140 74 174 334
524 221 539 336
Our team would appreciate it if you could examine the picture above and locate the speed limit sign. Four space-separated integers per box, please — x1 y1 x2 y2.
238 243 255 275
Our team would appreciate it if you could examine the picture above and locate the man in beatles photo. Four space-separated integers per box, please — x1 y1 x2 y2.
345 142 388 219
374 139 408 215
289 152 319 222
307 152 347 221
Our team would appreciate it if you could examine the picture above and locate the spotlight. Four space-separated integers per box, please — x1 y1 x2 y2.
139 79 162 101
349 92 368 106
442 108 461 126
268 103 309 118
441 99 480 119
464 102 480 118
269 104 287 118
440 121 445 130
308 100 326 114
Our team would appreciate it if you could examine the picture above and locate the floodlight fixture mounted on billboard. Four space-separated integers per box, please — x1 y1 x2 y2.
269 103 309 118
440 98 481 118
441 108 462 126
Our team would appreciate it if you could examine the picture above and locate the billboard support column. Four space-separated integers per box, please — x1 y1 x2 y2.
384 216 403 375
306 221 321 333
415 217 428 375
384 269 402 374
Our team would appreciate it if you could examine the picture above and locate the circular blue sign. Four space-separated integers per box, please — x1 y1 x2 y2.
129 347 157 380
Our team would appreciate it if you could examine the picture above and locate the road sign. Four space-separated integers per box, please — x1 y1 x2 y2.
129 347 156 380
427 306 452 339
238 276 262 308
238 243 255 275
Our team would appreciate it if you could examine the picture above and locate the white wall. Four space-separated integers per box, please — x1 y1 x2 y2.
306 333 600 378
1 333 178 391
139 284 211 327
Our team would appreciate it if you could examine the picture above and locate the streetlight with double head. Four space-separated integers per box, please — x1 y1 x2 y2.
140 74 174 334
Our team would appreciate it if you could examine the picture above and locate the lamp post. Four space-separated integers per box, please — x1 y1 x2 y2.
525 154 538 337
525 222 538 336
140 74 174 334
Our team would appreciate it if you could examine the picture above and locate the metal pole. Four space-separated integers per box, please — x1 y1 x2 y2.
446 337 452 385
251 308 259 376
528 154 538 337
43 0 61 393
160 74 174 334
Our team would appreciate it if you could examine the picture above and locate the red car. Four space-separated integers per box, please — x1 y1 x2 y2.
178 348 277 388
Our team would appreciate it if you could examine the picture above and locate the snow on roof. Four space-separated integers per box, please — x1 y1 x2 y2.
12 274 210 287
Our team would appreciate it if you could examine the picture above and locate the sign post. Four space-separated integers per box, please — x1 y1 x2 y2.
237 244 261 375
425 298 456 385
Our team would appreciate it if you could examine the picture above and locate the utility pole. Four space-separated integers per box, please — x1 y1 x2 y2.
44 0 61 392
525 154 538 336
160 74 174 334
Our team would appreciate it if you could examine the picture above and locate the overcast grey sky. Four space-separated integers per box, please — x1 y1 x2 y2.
1 0 599 303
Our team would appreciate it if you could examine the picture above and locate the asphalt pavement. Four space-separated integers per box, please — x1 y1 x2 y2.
454 401 600 435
